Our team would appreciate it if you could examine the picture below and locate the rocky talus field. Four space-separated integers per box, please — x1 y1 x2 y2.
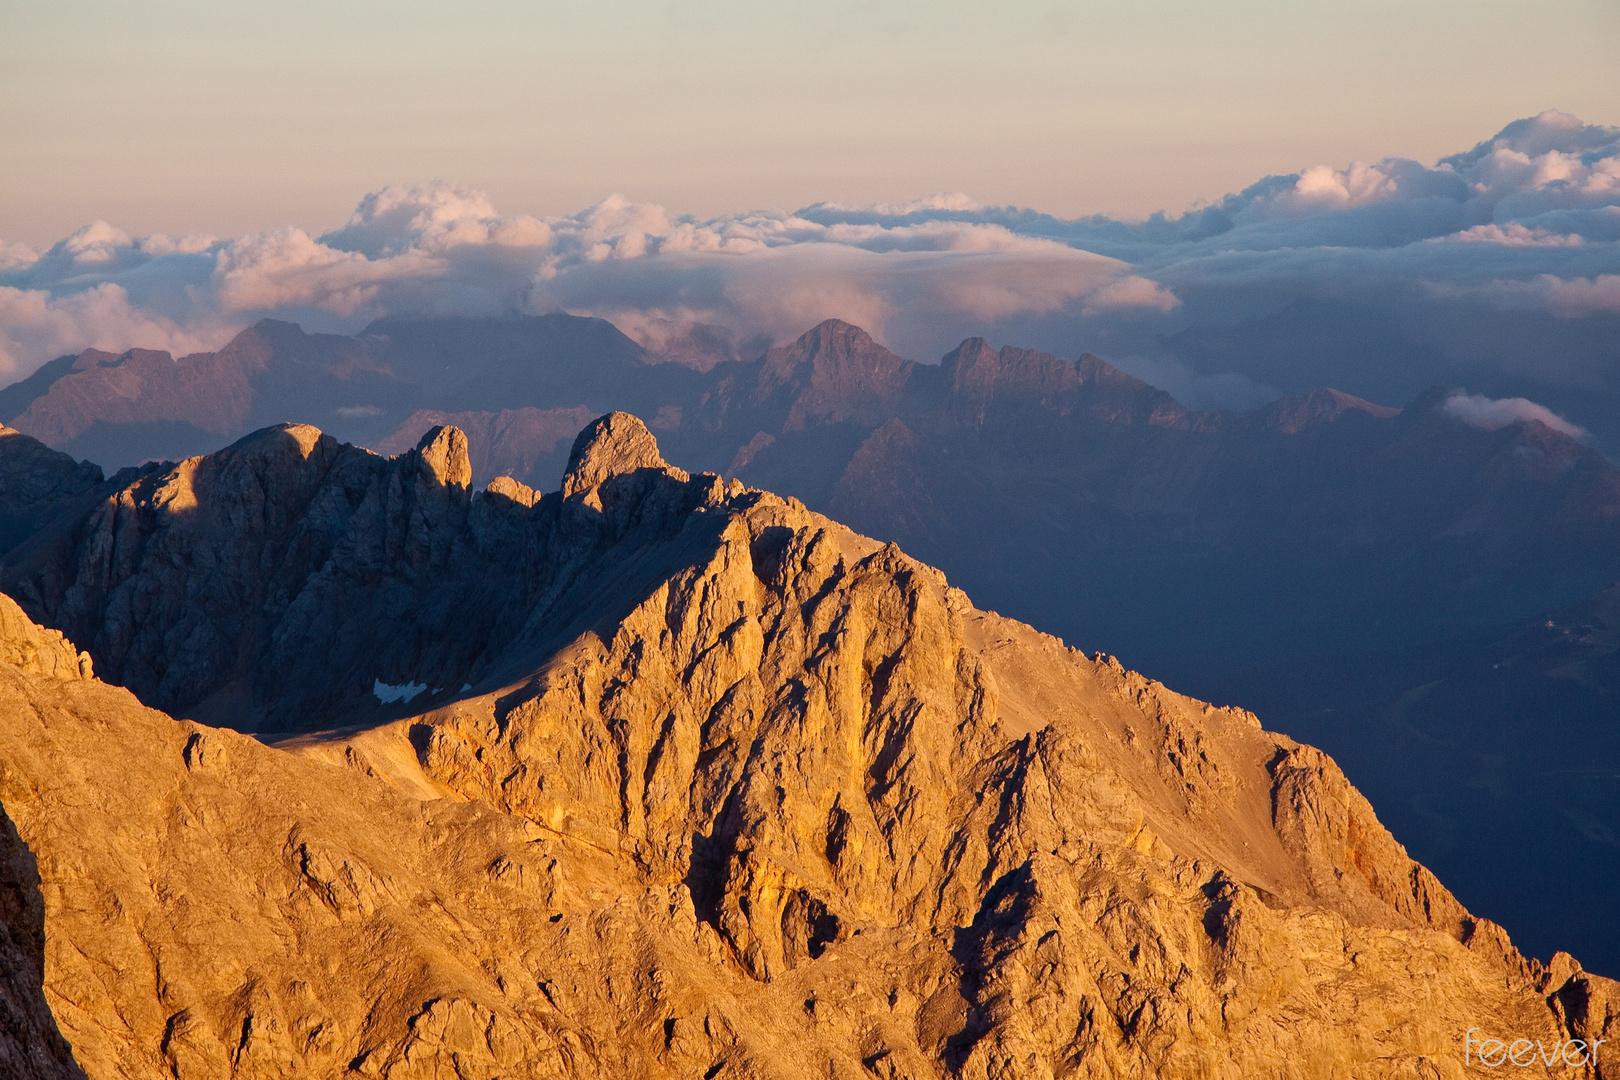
0 414 1616 1078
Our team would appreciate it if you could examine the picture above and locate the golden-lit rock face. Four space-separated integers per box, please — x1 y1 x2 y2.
1 414 1616 1079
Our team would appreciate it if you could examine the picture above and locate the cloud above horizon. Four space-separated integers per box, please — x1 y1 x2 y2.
1 110 1617 432
0 186 1143 379
1440 390 1588 440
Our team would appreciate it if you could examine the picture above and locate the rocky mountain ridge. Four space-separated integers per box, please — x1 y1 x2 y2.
5 316 1619 975
1 413 1616 1078
0 315 686 470
0 413 733 732
10 315 1616 676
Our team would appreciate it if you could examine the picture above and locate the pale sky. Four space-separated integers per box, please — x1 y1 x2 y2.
2 0 1617 244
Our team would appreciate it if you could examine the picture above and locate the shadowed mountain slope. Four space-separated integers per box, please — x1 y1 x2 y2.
2 415 1617 1077
0 428 103 553
820 377 1620 677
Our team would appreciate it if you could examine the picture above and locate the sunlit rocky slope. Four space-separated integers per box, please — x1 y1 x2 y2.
0 414 1615 1078
12 315 1618 972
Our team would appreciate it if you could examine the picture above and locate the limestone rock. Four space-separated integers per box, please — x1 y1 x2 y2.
9 315 1620 978
412 424 472 490
0 415 1613 1078
0 594 91 680
0 804 84 1079
561 410 686 497
373 406 597 490
485 474 539 508
0 418 711 729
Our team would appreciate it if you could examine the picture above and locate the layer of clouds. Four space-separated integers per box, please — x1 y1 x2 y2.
1081 276 1181 317
1440 391 1588 440
1 109 1616 439
0 282 226 376
1466 273 1620 317
0 185 1133 378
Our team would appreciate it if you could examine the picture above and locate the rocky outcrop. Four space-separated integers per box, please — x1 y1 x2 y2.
0 417 716 729
373 405 597 489
2 413 1612 1078
3 422 485 726
0 427 103 554
561 410 686 497
0 593 91 680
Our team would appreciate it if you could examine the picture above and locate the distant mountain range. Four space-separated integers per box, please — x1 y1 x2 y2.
2 313 1617 973
0 315 671 470
8 315 1617 673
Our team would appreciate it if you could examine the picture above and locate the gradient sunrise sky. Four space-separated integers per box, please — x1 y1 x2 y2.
3 0 1617 243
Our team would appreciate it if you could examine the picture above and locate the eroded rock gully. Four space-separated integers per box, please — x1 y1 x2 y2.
0 413 1615 1078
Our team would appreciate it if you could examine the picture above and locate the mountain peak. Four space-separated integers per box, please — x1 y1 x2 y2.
413 424 472 490
936 338 1190 427
751 320 913 430
1259 387 1399 433
562 411 683 497
70 348 134 372
247 317 307 337
763 319 902 379
5 408 1611 1077
938 336 995 375
1075 352 1152 392
799 318 877 346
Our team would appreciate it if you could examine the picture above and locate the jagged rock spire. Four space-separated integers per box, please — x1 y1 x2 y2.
562 412 686 498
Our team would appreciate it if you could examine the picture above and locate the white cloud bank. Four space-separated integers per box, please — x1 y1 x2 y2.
0 110 1616 420
0 185 1141 378
1440 391 1588 440
0 282 225 376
